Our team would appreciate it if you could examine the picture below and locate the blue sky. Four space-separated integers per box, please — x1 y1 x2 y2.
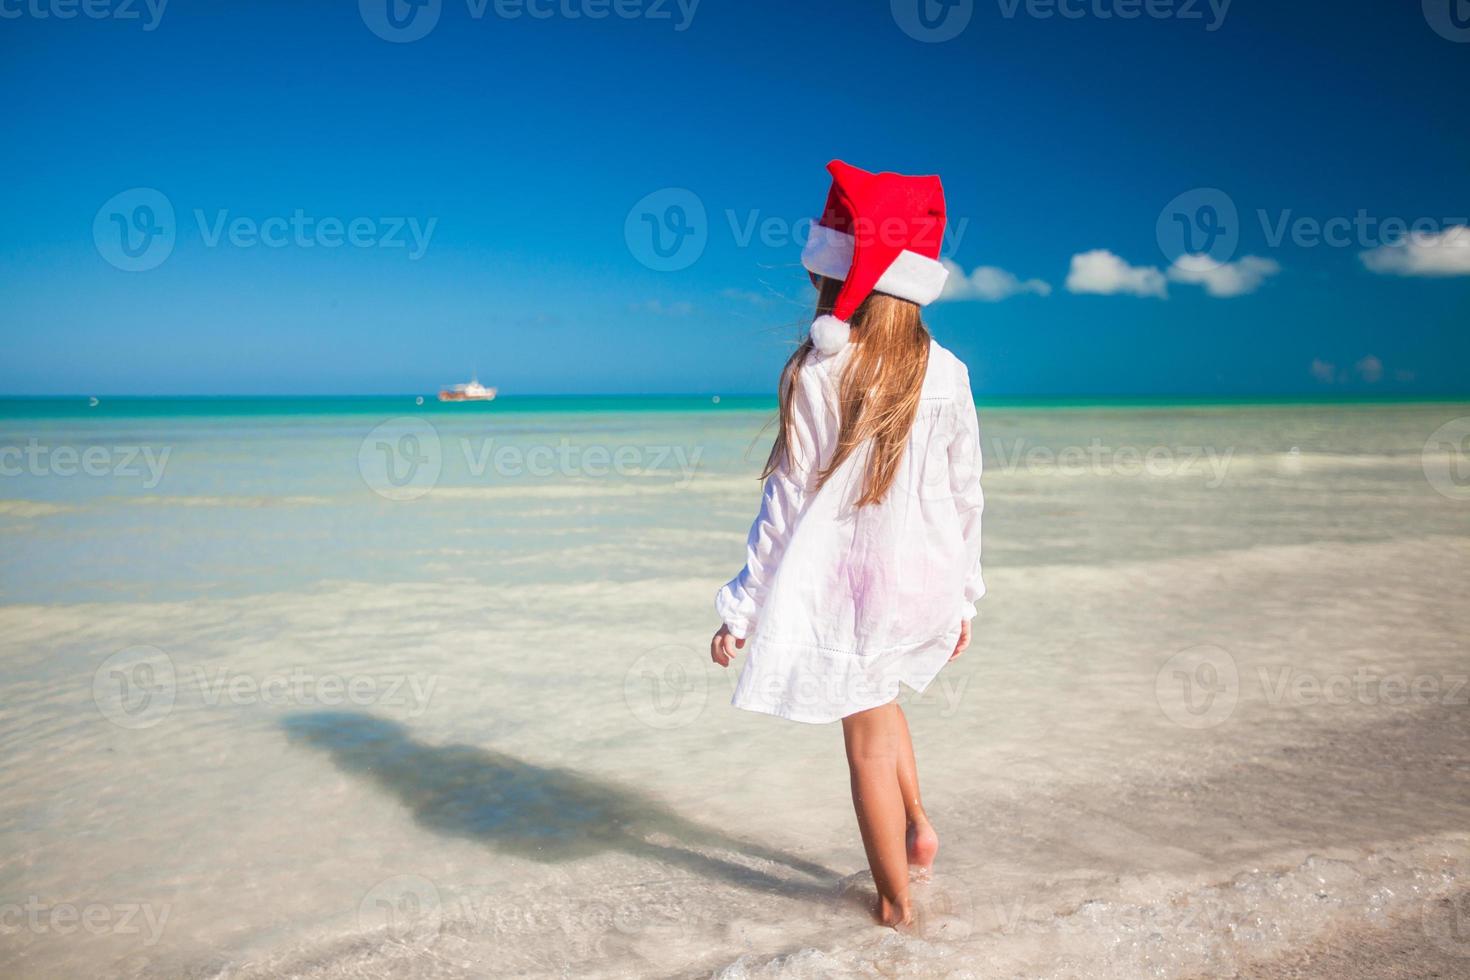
2 0 1467 397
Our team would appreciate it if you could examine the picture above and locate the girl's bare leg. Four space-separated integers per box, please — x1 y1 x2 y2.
894 706 939 870
841 702 913 926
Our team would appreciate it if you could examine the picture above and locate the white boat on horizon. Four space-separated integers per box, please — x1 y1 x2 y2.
437 377 497 402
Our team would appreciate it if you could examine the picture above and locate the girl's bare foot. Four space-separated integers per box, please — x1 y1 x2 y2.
874 892 914 928
906 814 939 871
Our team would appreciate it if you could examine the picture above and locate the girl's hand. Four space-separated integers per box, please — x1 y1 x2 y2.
710 624 744 667
949 619 972 661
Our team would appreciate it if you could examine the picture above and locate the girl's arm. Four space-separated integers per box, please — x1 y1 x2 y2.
950 368 985 621
715 374 818 640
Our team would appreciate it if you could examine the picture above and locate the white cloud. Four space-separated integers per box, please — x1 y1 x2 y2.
1310 359 1337 384
1064 250 1280 299
1355 355 1383 383
1167 255 1281 297
1065 250 1168 299
1360 225 1470 277
629 299 694 316
939 259 1052 302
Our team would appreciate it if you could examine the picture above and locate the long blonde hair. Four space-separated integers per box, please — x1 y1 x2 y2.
762 276 931 506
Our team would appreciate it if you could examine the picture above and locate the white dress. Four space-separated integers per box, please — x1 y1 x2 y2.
716 339 985 724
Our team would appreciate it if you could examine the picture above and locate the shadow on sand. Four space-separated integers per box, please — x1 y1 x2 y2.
280 711 837 900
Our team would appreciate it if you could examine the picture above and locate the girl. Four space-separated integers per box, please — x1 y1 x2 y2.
711 160 985 927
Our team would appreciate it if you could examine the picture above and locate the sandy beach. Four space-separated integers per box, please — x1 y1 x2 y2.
1 398 1468 978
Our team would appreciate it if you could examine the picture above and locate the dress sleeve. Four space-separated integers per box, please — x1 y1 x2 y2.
950 367 985 620
715 371 819 640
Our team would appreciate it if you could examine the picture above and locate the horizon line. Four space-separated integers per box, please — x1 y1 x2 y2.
3 392 1469 403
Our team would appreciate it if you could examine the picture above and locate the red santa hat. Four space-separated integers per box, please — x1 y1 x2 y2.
801 159 950 354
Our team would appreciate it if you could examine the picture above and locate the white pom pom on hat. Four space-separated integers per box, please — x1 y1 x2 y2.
809 314 850 355
800 159 951 354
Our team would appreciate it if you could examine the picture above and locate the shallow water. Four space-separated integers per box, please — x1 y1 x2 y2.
1 400 1468 978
